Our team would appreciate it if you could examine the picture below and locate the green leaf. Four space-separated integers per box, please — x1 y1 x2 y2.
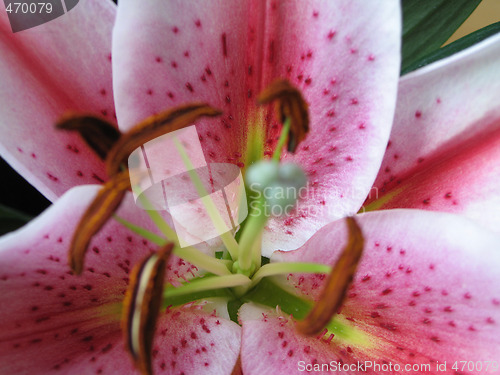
244 278 312 320
227 299 244 323
402 21 500 75
402 0 482 72
0 204 32 235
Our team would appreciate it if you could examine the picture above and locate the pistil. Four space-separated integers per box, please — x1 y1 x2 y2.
235 194 268 275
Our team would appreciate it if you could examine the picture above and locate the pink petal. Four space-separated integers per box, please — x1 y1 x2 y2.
0 185 217 373
240 210 500 372
260 1 401 253
112 1 401 253
152 307 241 375
369 34 500 234
0 186 140 373
0 0 116 201
112 0 261 146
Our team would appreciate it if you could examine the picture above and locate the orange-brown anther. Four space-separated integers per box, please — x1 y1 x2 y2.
296 217 364 336
68 170 131 275
122 243 174 375
106 103 222 177
56 113 121 160
257 79 309 153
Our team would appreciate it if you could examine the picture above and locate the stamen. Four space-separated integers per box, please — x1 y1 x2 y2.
68 171 130 274
106 104 222 177
163 274 251 301
296 217 364 336
272 117 290 161
133 192 178 241
258 79 309 153
173 137 240 260
122 243 174 375
249 262 331 290
56 113 121 159
114 215 233 277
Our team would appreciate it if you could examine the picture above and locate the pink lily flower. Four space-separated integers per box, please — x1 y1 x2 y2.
1 1 500 375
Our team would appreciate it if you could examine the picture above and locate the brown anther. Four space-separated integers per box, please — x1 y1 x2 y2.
106 104 222 177
122 243 174 375
296 217 364 336
68 170 131 275
56 113 121 160
257 79 309 153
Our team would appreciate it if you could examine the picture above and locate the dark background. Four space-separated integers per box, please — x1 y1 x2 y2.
0 158 50 215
